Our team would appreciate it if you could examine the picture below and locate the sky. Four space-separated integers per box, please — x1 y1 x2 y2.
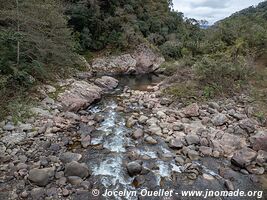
173 0 264 24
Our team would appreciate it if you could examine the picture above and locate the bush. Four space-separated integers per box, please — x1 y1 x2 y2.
160 41 183 60
194 54 252 95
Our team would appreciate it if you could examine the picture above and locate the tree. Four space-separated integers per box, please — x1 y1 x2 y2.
0 0 77 83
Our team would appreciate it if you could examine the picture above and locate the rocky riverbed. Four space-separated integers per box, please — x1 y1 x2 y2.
0 74 266 200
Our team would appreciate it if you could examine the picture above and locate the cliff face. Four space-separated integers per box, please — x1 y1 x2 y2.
91 44 165 75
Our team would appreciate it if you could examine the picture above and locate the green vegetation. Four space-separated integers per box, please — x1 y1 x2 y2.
67 0 202 56
0 0 266 119
165 1 267 104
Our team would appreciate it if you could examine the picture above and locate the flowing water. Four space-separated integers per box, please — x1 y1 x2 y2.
75 74 265 200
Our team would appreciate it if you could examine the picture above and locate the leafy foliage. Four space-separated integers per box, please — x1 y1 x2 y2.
0 0 77 85
66 0 202 55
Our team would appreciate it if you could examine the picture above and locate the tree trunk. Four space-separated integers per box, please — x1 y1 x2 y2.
16 0 20 66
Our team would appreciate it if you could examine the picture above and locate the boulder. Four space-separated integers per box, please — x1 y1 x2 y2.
169 138 183 149
64 161 90 179
212 114 228 126
28 167 55 187
92 54 136 74
126 161 142 176
58 81 102 112
183 103 199 117
148 124 162 136
249 131 267 151
94 76 119 90
81 135 91 148
185 135 200 145
199 146 213 156
1 132 26 145
59 152 82 164
3 123 15 131
132 43 165 74
231 147 257 168
187 150 200 160
67 176 83 185
132 129 144 140
239 119 256 134
145 136 158 144
138 115 149 124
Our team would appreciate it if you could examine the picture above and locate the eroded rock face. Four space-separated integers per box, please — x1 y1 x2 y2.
58 80 103 112
92 54 136 74
132 44 165 74
91 44 165 75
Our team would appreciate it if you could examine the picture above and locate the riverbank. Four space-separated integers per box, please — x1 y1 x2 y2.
0 72 266 199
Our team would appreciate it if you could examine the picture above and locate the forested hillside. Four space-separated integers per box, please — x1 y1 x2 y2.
0 0 266 117
0 1 267 198
67 0 203 58
165 1 267 102
203 1 267 57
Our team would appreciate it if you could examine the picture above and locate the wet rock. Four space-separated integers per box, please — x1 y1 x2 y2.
183 103 199 117
81 135 91 148
239 119 256 134
127 161 142 176
1 132 26 145
67 176 83 185
64 161 90 178
59 152 82 164
28 167 55 186
185 135 200 145
225 180 234 191
145 136 157 144
94 76 119 90
212 113 228 126
231 147 257 168
169 138 183 149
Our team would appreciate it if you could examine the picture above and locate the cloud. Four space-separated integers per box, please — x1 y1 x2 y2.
172 0 264 24
190 0 229 9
